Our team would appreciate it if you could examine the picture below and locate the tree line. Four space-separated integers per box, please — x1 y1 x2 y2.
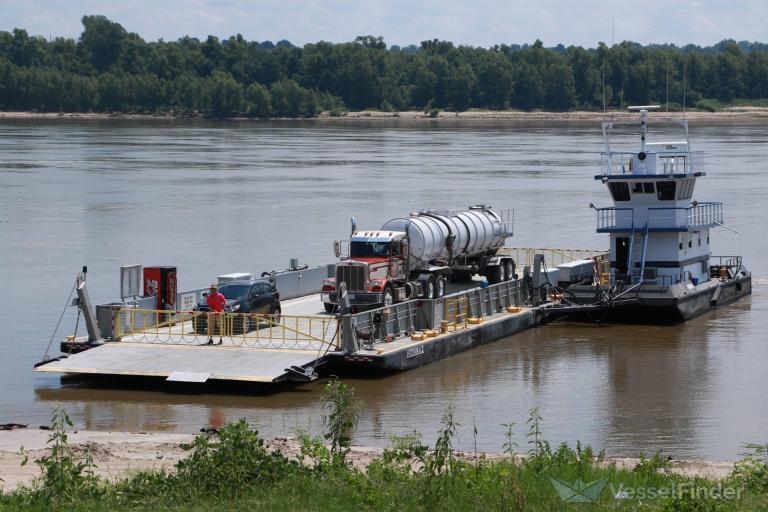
1 15 767 117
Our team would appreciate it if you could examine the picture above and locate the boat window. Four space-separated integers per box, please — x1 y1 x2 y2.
608 182 630 201
643 182 655 193
656 181 676 200
632 182 643 194
677 178 694 199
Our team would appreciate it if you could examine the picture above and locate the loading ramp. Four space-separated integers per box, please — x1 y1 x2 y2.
36 295 340 383
36 342 327 383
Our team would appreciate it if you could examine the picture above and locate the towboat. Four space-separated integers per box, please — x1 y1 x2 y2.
566 106 751 322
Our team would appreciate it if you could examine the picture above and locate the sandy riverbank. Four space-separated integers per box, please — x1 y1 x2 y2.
0 427 736 492
2 108 768 122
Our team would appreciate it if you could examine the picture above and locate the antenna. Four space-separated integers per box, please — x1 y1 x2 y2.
683 60 687 118
602 15 615 120
602 55 606 118
665 57 669 112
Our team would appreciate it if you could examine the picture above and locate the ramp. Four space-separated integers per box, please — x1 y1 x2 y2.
35 343 325 383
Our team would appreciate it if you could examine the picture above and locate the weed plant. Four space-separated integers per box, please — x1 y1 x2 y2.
1 382 767 511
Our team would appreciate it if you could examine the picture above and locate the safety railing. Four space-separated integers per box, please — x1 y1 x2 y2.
600 151 704 175
647 202 723 230
342 279 526 351
500 247 607 268
614 270 693 287
596 207 633 232
343 301 418 351
596 203 722 232
113 309 339 350
441 296 470 332
711 255 742 269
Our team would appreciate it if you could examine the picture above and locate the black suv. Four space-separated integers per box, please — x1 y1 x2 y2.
193 279 281 334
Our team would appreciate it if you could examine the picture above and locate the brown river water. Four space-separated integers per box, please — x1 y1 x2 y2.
0 118 765 460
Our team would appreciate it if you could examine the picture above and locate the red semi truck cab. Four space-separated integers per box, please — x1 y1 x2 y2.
321 231 412 312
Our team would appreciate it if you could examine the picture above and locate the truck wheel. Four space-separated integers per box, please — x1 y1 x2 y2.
422 276 436 299
324 303 337 314
436 275 446 298
505 260 516 281
383 285 395 307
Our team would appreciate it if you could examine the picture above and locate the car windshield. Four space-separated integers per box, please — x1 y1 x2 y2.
217 284 250 299
351 241 390 258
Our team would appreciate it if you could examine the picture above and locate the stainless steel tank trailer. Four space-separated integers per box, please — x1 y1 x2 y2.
321 205 515 311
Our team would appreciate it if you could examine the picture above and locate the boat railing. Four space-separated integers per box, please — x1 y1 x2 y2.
596 203 722 231
647 202 723 229
711 255 742 269
499 247 607 268
600 151 704 175
343 279 524 351
596 207 633 231
615 270 693 287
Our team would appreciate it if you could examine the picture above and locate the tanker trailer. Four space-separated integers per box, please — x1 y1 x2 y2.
321 205 515 312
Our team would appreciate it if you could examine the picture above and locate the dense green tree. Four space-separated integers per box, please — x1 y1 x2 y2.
544 62 576 109
446 63 475 111
2 15 768 116
80 15 128 72
207 71 243 117
244 82 271 117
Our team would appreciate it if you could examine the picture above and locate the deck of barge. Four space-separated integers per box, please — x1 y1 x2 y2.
37 280 504 383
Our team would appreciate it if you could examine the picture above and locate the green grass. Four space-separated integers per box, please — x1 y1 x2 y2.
2 382 767 511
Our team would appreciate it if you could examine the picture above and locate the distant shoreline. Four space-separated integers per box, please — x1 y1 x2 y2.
2 108 768 122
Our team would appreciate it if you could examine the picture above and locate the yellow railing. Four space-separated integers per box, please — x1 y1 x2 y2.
442 296 471 332
500 247 607 268
113 309 339 350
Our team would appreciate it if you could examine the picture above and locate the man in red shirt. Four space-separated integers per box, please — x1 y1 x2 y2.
206 284 226 345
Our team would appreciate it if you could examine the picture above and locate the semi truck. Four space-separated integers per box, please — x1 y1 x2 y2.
321 206 515 312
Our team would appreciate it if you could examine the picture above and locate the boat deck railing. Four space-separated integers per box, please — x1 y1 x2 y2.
597 202 723 232
500 247 606 268
600 151 704 175
343 279 525 351
615 270 694 287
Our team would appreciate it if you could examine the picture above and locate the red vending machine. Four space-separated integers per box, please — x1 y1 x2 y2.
143 266 177 310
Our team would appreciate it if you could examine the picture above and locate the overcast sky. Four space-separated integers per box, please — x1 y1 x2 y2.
1 0 766 48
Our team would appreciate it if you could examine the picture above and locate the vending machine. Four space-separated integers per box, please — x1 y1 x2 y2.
143 266 177 310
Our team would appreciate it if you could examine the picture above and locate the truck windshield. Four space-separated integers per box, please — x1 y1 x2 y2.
350 241 390 258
